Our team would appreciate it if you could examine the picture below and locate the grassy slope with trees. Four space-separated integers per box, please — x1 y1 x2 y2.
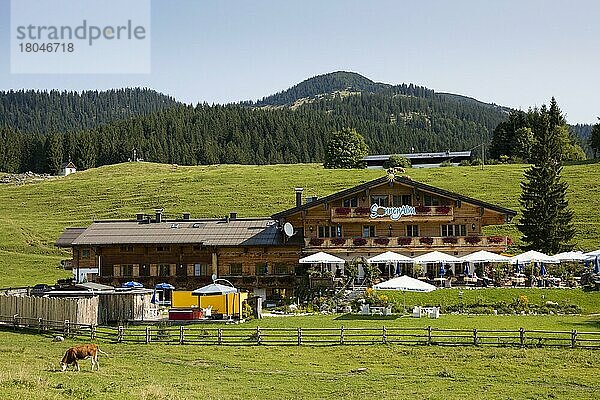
0 162 598 288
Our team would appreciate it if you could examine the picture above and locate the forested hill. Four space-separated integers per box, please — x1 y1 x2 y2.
0 88 178 134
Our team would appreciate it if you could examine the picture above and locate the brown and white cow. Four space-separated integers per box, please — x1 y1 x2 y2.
60 344 107 372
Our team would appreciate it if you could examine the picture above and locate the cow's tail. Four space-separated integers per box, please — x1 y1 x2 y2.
97 348 110 357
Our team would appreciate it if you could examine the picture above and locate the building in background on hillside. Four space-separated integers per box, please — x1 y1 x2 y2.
56 173 515 301
363 151 472 168
60 161 77 176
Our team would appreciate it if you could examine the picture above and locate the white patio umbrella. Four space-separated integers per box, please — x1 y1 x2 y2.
584 249 600 260
412 251 461 264
459 250 510 263
552 251 587 262
373 275 436 292
509 250 559 264
299 251 345 276
367 251 413 277
374 275 436 313
299 251 345 264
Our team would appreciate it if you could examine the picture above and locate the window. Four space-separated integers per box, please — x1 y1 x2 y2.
342 197 358 207
158 264 170 277
371 195 389 206
255 263 268 275
362 225 376 237
393 195 413 206
81 248 90 258
157 246 170 252
424 194 440 206
274 263 289 275
406 225 419 237
441 224 467 237
176 264 187 277
120 245 134 253
121 264 134 277
139 264 150 277
318 225 341 238
194 263 210 276
229 263 242 275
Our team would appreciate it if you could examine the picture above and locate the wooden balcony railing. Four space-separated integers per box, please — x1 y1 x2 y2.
306 235 509 249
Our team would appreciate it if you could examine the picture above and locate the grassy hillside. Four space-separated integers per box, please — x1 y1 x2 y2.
0 162 598 287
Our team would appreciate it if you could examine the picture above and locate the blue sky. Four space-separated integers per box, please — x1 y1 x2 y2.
1 0 599 123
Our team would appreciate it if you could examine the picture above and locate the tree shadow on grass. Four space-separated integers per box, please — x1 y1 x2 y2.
559 316 600 331
334 313 399 321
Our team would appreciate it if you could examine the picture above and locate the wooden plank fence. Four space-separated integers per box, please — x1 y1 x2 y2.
0 294 98 326
1 315 600 349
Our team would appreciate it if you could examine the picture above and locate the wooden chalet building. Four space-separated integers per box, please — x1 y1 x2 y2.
57 174 516 300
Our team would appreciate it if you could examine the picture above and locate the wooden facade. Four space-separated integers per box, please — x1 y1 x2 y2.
59 174 516 298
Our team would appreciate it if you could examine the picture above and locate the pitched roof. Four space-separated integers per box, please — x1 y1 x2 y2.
69 218 301 247
271 175 517 219
55 227 87 247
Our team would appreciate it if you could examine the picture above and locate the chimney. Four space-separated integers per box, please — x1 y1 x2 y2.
136 213 144 222
229 212 237 220
182 212 190 220
294 187 304 207
155 209 163 223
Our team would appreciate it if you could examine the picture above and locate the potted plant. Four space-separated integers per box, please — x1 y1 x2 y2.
397 237 412 246
436 206 451 215
488 236 505 244
442 237 458 245
331 237 347 246
374 237 389 245
309 237 324 246
334 207 351 215
353 237 367 246
354 207 370 215
465 236 482 245
415 205 431 213
419 237 434 245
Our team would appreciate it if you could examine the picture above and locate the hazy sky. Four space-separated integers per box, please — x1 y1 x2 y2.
1 0 599 123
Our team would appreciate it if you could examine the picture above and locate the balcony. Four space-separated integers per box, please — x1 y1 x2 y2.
305 235 509 250
330 205 454 222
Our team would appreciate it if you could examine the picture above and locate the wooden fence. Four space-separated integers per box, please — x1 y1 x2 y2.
0 294 98 326
1 315 600 349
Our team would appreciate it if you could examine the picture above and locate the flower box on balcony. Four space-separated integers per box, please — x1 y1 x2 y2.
436 206 451 215
330 237 347 246
488 236 505 244
374 237 389 245
465 236 482 245
415 205 431 213
397 237 413 246
309 237 324 246
442 237 458 244
419 237 434 245
354 207 370 215
334 207 351 216
353 237 367 246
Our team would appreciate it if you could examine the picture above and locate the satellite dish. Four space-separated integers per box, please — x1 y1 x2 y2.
283 222 294 237
211 274 217 282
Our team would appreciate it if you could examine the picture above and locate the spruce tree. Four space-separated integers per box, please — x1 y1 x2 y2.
518 99 575 253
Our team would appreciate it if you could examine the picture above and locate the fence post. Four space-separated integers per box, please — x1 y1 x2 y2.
38 317 43 334
64 320 70 337
571 330 577 348
256 326 262 345
90 324 96 340
297 327 302 346
217 328 223 345
145 326 150 344
427 326 432 345
179 325 185 345
473 328 478 346
519 328 525 347
340 326 345 345
117 325 124 343
12 314 18 330
382 326 387 344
